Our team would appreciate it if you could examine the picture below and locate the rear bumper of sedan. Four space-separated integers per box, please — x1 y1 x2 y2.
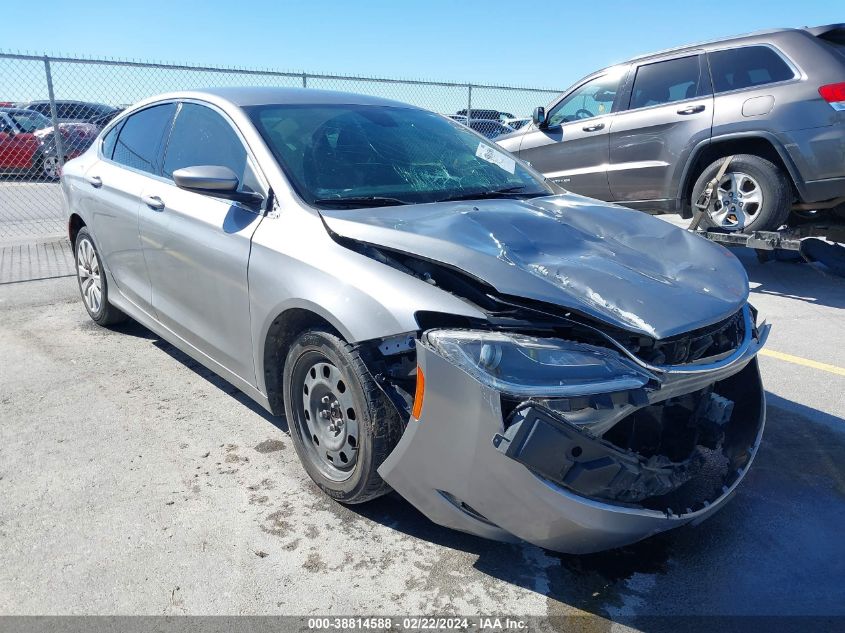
378 321 768 554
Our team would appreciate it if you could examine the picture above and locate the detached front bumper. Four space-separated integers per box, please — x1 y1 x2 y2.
378 320 768 554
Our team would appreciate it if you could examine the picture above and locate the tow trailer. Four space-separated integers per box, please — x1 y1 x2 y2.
690 155 845 276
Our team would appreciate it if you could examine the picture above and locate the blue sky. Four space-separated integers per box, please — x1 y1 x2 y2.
4 0 842 90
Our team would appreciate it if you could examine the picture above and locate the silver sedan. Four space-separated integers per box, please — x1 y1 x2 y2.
61 88 768 553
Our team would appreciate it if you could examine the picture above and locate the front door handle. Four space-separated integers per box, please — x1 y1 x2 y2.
582 123 605 132
677 104 705 115
142 195 165 211
85 175 102 188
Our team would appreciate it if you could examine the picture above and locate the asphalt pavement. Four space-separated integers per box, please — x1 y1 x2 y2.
1 243 843 626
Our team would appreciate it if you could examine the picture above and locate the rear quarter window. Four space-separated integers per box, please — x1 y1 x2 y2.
708 46 795 93
101 120 123 159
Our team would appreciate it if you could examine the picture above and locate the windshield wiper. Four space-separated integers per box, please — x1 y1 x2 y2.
313 196 410 208
435 186 544 203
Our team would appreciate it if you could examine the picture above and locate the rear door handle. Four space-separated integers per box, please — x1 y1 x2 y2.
142 195 165 211
582 123 605 132
677 105 705 115
85 175 102 188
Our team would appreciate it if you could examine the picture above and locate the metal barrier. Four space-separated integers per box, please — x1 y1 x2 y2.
0 52 562 247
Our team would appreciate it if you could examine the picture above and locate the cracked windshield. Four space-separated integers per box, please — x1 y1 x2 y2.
248 104 551 207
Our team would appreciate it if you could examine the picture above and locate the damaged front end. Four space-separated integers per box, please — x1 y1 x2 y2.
321 198 768 552
376 308 768 554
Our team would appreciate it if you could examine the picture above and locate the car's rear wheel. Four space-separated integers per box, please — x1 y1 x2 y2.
74 227 126 326
41 155 60 181
283 329 402 504
691 154 791 233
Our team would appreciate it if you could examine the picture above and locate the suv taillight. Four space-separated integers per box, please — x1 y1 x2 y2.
819 83 845 110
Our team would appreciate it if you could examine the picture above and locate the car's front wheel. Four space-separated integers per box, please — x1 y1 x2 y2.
74 227 126 326
283 329 402 504
691 154 791 233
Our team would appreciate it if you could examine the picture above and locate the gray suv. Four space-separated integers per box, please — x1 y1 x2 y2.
498 24 845 232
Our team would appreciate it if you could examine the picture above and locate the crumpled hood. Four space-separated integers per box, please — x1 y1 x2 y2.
320 193 749 339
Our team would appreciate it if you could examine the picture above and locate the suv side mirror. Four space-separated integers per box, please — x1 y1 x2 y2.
532 106 547 128
173 165 264 206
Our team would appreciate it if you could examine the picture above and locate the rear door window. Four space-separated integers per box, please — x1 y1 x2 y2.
629 55 706 110
162 103 260 193
708 46 795 93
112 103 176 175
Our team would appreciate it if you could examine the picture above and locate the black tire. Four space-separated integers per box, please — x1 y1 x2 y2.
283 329 402 504
691 154 791 233
74 227 127 326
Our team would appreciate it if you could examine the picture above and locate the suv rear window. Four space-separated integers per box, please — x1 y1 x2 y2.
629 56 705 110
708 46 795 93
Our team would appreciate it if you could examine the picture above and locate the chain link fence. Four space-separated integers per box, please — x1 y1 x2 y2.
0 52 561 280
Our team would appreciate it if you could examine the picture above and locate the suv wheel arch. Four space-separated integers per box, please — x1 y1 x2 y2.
678 133 802 218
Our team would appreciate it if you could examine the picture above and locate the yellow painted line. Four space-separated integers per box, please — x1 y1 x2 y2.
760 349 845 377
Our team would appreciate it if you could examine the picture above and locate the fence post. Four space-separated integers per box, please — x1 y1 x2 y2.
43 56 65 174
302 72 307 88
467 83 472 123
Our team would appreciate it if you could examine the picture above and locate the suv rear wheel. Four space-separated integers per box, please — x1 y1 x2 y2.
691 154 791 233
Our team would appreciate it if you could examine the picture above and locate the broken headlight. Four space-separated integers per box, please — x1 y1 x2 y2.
424 329 652 397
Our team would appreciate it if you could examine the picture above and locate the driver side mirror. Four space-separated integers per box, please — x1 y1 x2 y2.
531 106 547 128
173 165 265 207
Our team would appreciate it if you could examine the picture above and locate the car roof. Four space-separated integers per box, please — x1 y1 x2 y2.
26 99 113 107
607 23 842 68
0 107 45 115
148 87 416 109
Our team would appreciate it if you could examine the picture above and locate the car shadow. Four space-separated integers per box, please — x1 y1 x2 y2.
734 247 845 309
109 317 287 433
334 392 845 623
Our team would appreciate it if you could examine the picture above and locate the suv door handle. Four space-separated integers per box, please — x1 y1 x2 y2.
677 105 705 115
142 195 165 211
85 175 102 188
582 123 605 132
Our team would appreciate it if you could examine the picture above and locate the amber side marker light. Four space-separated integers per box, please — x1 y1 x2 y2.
412 366 425 419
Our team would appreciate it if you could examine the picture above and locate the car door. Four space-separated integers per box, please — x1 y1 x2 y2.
139 101 266 384
0 113 38 169
607 53 713 207
514 69 627 200
85 103 176 312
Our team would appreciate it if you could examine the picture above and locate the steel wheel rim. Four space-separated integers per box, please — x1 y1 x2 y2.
708 170 763 231
77 238 102 314
292 351 360 482
43 156 59 179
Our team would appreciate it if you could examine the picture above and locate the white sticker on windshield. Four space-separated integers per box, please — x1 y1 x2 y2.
476 143 516 174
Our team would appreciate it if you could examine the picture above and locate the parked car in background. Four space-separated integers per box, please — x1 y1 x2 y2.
0 108 96 179
498 23 845 233
90 108 124 130
62 87 768 554
443 114 515 139
455 108 515 122
23 100 117 124
468 119 515 139
503 117 531 131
